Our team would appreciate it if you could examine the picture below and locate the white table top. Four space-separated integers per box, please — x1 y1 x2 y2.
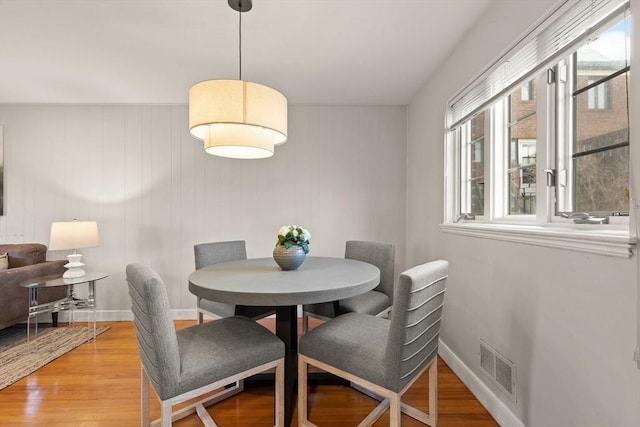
188 256 380 306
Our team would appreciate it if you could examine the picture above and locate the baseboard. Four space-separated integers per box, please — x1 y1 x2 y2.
438 340 526 427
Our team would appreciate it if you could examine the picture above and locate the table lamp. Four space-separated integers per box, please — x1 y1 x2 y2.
49 220 99 279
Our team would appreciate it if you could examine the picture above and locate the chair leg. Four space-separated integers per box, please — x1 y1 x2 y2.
197 309 204 325
349 358 438 426
428 358 438 426
159 382 242 426
389 393 401 427
141 367 150 427
161 401 172 427
199 380 243 408
301 313 309 334
398 358 438 426
360 397 390 426
275 359 285 427
195 403 216 426
298 356 308 426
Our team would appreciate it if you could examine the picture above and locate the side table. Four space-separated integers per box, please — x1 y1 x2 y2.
19 272 109 341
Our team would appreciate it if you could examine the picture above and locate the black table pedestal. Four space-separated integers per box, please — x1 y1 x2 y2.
275 305 297 426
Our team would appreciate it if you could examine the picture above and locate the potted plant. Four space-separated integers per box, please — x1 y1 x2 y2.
273 225 311 270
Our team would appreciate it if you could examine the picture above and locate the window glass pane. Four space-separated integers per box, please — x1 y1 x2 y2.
575 72 628 154
575 17 630 91
570 15 630 214
507 82 537 215
574 146 629 212
511 80 536 121
466 112 485 215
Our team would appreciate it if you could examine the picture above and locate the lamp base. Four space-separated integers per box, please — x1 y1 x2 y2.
63 253 87 279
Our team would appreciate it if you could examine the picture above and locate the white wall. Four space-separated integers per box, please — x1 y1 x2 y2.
0 104 407 316
407 1 640 427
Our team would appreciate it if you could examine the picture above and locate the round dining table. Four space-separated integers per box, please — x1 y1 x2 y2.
188 256 380 426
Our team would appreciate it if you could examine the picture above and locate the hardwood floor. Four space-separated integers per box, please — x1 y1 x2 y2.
0 320 498 426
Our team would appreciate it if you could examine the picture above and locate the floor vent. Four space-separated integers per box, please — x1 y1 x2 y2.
479 339 516 401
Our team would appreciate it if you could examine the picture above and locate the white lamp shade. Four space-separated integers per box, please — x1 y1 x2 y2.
204 123 275 159
49 221 99 251
189 80 288 159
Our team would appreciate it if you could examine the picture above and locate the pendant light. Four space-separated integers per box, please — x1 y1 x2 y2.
189 0 287 159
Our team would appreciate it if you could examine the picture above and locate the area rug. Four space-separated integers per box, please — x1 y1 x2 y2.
0 325 109 390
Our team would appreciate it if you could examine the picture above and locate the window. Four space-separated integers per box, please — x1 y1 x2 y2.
460 112 486 216
507 81 537 215
558 18 631 215
443 0 634 257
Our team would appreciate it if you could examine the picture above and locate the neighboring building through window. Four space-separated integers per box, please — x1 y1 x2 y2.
586 78 611 109
520 80 534 101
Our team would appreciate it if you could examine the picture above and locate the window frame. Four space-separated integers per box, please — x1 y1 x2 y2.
442 4 636 258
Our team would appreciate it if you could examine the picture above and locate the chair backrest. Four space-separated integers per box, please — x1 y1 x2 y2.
345 240 395 301
126 263 181 400
194 240 247 270
384 260 448 392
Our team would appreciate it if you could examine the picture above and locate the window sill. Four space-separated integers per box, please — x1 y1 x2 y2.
439 222 636 258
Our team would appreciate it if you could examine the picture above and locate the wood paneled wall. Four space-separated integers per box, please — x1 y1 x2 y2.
0 104 407 315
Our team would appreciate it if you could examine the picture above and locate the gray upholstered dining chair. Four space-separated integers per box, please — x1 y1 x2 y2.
194 240 275 324
298 259 448 427
126 263 285 427
302 240 395 333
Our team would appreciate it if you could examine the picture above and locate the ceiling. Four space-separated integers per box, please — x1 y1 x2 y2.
0 0 494 105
